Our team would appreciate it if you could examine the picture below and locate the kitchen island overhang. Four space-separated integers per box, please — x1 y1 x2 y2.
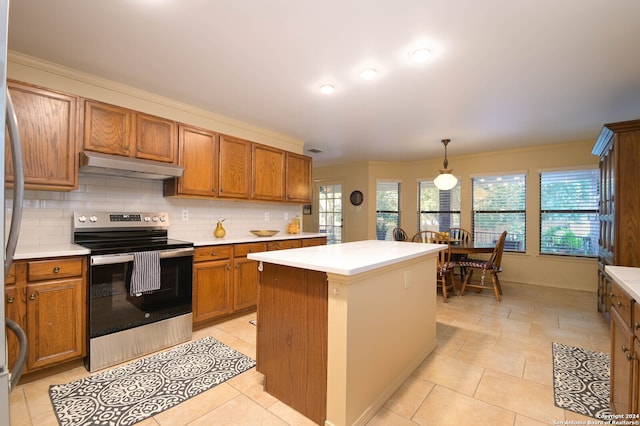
248 240 444 426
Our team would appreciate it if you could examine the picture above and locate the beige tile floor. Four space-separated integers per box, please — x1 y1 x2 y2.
9 281 610 425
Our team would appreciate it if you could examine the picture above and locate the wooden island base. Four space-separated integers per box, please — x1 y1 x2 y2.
254 244 438 426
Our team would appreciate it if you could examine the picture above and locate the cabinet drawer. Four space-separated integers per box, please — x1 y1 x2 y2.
611 281 634 328
268 240 302 251
27 257 84 281
194 245 232 262
302 237 327 247
234 242 267 257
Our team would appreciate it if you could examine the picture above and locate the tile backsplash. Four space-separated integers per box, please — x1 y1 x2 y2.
6 174 303 247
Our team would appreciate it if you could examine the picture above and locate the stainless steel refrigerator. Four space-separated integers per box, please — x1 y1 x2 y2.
2 0 27 423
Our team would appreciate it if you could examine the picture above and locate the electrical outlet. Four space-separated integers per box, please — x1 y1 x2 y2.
182 210 188 221
264 211 269 221
284 212 289 221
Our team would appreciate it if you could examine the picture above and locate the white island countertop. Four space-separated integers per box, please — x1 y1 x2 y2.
606 265 640 301
247 240 445 276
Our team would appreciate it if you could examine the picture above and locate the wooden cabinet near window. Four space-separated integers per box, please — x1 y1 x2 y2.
286 152 312 203
4 256 86 374
592 119 640 316
252 143 285 201
83 99 177 163
5 80 79 190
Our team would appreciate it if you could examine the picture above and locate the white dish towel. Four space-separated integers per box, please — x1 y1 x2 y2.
130 251 161 296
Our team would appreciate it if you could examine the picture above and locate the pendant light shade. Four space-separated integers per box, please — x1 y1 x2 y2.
434 139 458 190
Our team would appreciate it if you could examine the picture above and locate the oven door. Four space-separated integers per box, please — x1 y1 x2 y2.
88 247 194 338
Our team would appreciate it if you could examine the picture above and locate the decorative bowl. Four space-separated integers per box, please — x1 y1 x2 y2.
250 229 280 237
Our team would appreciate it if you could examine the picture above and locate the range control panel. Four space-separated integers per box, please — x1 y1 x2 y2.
73 211 169 230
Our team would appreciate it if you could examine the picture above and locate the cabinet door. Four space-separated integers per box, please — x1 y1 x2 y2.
219 135 251 199
6 81 79 190
4 285 27 373
173 125 218 197
233 257 260 311
193 259 232 324
252 143 285 201
136 113 177 163
83 100 134 156
634 337 640 415
26 277 85 370
302 237 327 247
611 308 635 414
286 152 312 203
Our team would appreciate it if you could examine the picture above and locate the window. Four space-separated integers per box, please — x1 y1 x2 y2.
472 173 526 251
540 169 599 256
318 183 342 244
376 180 401 240
417 180 460 232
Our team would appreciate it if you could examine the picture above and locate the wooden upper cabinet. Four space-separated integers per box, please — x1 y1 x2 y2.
286 152 312 203
83 99 177 163
136 113 177 163
219 135 252 199
5 80 79 190
83 100 133 157
165 124 218 197
252 143 285 201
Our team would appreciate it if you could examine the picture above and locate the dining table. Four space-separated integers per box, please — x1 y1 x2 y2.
448 240 496 255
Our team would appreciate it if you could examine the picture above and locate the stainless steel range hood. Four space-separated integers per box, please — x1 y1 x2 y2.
79 151 184 180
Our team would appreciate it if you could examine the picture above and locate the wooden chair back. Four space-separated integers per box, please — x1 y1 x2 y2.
488 231 508 271
411 230 439 243
392 227 408 241
447 227 472 244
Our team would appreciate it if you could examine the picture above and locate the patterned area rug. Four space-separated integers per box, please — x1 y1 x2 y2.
49 336 256 426
552 342 611 419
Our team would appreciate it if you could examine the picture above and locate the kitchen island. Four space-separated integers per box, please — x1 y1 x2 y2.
247 240 443 426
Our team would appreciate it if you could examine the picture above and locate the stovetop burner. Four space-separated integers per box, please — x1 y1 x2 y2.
73 211 193 254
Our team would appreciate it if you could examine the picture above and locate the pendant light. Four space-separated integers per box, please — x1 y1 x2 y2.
433 139 458 190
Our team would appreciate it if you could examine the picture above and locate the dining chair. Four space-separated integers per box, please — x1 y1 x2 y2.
392 227 409 241
458 231 507 302
412 232 457 302
447 227 473 279
411 230 439 243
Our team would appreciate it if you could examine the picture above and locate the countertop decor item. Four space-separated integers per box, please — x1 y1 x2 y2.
214 219 226 238
250 230 279 237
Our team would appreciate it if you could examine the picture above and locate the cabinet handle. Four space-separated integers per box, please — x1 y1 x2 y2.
29 293 36 300
226 265 231 270
622 344 629 353
53 266 60 273
635 322 640 331
235 264 239 269
211 251 216 256
617 301 624 308
7 296 14 303
627 353 635 362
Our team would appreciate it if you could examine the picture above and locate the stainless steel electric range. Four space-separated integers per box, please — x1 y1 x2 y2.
73 211 194 372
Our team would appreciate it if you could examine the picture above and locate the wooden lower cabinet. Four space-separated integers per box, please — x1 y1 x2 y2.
192 238 325 326
4 256 86 374
609 281 640 415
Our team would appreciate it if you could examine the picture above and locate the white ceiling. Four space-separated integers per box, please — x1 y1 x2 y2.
7 0 640 166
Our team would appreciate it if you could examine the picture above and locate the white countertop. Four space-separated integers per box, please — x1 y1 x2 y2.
187 232 326 246
14 243 90 260
12 233 327 260
247 240 445 276
606 265 640 301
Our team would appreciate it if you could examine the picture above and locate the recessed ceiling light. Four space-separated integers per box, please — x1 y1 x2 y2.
319 84 335 94
410 48 432 63
360 68 378 80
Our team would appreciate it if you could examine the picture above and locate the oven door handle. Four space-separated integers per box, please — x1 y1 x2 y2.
90 247 195 266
